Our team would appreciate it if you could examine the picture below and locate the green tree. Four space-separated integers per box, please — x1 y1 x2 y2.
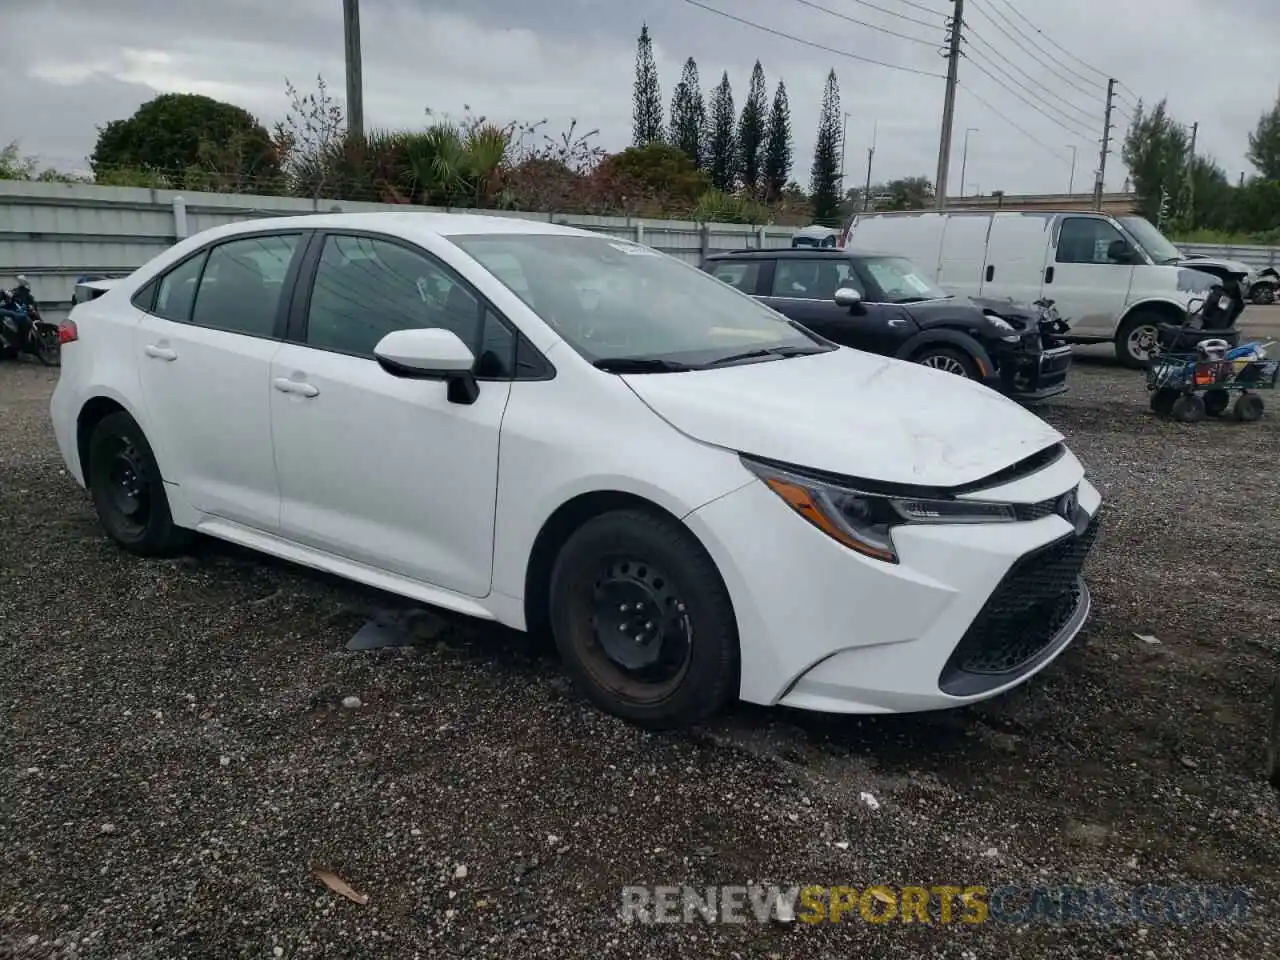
706 72 737 192
668 58 706 168
631 23 664 146
0 141 75 182
602 142 710 206
1246 91 1280 181
737 61 768 196
1120 98 1189 223
91 92 281 190
878 176 934 210
810 69 842 224
762 81 793 202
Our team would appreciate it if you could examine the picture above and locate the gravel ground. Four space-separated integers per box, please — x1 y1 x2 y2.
3 319 1279 959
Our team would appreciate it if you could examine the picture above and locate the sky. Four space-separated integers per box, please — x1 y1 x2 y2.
0 0 1275 197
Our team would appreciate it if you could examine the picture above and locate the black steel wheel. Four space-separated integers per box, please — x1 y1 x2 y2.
34 327 60 366
1251 283 1276 306
1233 393 1265 422
1115 312 1163 369
1170 394 1205 423
1150 388 1178 416
87 412 191 555
548 509 738 728
1203 389 1230 417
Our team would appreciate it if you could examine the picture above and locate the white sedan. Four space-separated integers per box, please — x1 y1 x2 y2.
50 213 1102 728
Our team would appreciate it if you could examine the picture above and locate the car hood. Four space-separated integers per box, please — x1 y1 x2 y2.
898 294 1041 329
621 347 1064 488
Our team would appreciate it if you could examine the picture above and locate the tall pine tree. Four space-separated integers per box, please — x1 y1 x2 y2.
1247 91 1280 181
632 23 663 146
810 69 842 224
737 61 767 196
763 80 793 201
707 71 738 192
669 57 706 168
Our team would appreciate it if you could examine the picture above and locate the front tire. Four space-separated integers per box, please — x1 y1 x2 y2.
548 509 739 729
87 412 191 556
913 345 982 380
1115 311 1163 369
1251 283 1276 306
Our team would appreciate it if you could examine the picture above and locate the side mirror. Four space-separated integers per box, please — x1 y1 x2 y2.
833 287 862 308
1107 239 1135 264
373 327 479 404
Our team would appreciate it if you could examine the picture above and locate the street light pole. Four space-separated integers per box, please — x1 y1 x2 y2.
343 0 364 140
960 127 978 201
840 111 851 195
1067 144 1077 195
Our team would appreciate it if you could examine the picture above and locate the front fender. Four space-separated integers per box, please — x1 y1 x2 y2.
894 327 998 379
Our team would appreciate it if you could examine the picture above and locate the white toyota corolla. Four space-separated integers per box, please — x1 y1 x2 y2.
50 213 1101 728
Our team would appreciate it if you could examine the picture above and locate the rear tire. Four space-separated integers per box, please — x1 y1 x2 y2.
913 345 982 380
87 412 192 556
548 509 739 729
1171 394 1205 423
1115 311 1163 369
34 327 60 366
1233 393 1265 422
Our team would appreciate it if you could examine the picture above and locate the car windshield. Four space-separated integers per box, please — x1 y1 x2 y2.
860 256 950 303
1118 216 1180 264
449 233 831 368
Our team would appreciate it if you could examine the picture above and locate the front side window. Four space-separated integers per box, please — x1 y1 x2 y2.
708 260 762 293
859 257 948 303
190 234 301 336
771 259 858 300
1055 218 1127 265
450 233 829 368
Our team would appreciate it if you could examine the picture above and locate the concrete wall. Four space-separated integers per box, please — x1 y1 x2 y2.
0 181 797 321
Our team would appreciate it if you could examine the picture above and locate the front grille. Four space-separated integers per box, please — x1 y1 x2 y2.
939 512 1099 695
1013 496 1059 521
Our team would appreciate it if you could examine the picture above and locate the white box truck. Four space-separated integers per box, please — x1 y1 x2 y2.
843 210 1251 368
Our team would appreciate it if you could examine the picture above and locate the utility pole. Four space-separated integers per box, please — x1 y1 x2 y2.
1185 121 1198 225
1066 144 1077 194
863 120 877 211
343 0 364 141
934 0 964 210
1092 78 1116 211
840 111 851 196
959 127 978 201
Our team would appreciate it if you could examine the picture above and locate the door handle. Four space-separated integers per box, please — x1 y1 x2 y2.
273 377 319 398
144 344 177 361
1044 266 1055 284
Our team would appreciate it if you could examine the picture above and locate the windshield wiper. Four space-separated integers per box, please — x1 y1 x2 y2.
702 345 828 368
592 357 695 373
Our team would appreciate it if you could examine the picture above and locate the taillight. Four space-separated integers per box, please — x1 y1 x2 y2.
58 319 78 344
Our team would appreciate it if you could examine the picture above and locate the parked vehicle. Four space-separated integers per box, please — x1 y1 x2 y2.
702 248 1073 401
1247 266 1278 305
73 275 128 305
1 278 60 366
790 225 843 248
844 210 1249 368
50 213 1101 729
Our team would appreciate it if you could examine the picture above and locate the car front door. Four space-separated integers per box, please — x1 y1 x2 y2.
268 231 516 598
758 258 905 355
132 231 306 531
1043 216 1135 338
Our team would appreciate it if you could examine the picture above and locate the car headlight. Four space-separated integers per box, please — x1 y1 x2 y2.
984 314 1022 343
741 457 1017 564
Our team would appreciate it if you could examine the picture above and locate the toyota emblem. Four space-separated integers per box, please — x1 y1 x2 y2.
1057 488 1077 521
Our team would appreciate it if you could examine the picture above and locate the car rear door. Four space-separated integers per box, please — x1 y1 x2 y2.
980 212 1051 304
132 230 307 531
757 258 903 354
268 231 516 598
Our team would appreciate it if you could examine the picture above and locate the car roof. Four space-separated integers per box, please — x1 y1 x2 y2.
705 248 898 260
178 211 606 246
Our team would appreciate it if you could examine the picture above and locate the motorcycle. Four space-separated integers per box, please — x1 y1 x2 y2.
0 290 61 366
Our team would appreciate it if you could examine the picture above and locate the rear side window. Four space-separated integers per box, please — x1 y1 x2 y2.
190 234 301 337
708 260 762 293
153 253 207 322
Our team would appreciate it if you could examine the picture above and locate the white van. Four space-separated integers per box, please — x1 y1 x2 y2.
844 210 1249 367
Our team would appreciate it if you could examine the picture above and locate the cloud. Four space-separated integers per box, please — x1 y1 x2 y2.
0 0 1273 196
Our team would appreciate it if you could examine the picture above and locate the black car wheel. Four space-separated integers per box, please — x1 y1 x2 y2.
87 412 191 556
548 509 738 729
1251 283 1276 306
913 345 981 380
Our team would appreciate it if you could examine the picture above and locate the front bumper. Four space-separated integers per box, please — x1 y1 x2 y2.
683 448 1101 714
990 342 1073 402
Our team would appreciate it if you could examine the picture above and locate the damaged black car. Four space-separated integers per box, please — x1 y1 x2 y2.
701 248 1073 402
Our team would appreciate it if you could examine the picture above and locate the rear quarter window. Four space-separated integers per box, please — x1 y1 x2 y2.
708 260 763 294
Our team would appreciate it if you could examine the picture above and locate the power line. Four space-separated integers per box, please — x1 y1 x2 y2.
680 0 946 78
869 0 945 16
990 0 1111 80
962 56 1097 142
966 0 1101 102
792 0 936 46
963 28 1098 127
957 81 1070 164
832 0 940 31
